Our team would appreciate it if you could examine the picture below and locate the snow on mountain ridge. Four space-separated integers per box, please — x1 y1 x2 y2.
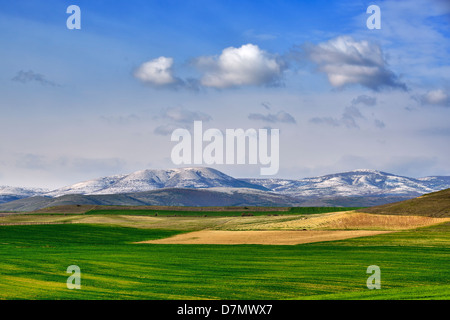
3 168 450 201
45 167 267 197
0 186 50 204
0 186 49 195
243 169 450 197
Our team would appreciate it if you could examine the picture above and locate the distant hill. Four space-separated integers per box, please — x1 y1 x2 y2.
0 187 304 212
359 188 450 217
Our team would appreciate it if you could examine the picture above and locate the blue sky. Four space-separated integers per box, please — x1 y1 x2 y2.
1 0 450 188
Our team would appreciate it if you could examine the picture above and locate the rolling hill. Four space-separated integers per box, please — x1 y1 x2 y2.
359 188 450 217
0 187 304 212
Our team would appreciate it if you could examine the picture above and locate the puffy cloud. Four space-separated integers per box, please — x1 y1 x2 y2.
248 111 296 124
418 89 450 106
134 56 178 86
195 44 285 88
134 44 284 89
12 70 58 86
304 36 406 91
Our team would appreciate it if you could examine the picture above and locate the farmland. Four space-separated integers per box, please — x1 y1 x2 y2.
0 206 449 300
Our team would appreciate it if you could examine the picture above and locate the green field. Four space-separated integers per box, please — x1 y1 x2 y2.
0 221 448 300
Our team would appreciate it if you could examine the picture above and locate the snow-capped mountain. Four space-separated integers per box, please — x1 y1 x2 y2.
243 169 450 197
0 186 49 204
416 176 450 190
45 167 268 197
2 168 450 209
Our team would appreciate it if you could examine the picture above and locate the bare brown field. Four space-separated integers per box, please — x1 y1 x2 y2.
322 212 450 230
1 211 448 233
70 215 229 231
0 213 301 230
223 211 450 231
138 230 393 245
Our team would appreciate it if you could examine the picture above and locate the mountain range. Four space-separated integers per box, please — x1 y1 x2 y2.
1 167 450 211
0 186 49 204
44 167 268 197
243 169 450 197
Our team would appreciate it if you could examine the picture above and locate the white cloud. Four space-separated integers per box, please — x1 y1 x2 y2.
196 44 285 88
420 89 450 106
305 36 406 91
134 56 178 86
